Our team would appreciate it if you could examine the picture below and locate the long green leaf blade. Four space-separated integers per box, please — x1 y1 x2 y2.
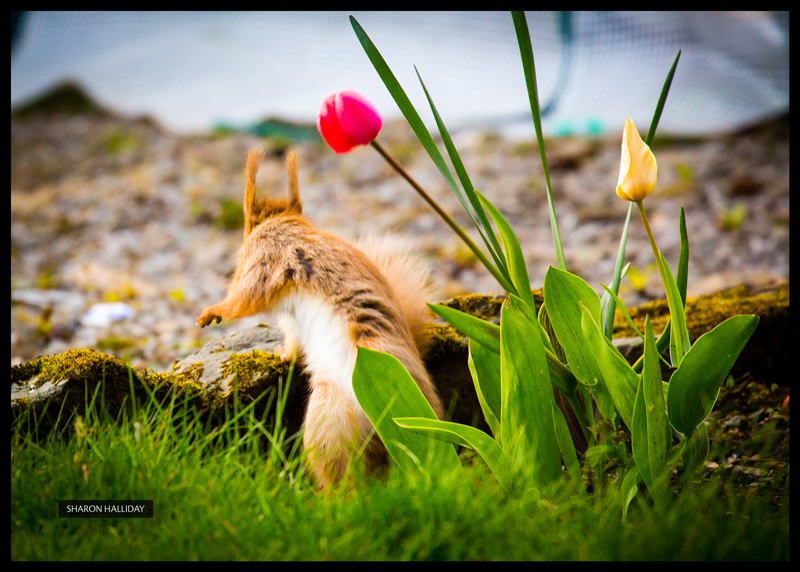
579 302 639 428
551 401 584 496
501 295 562 487
658 251 691 367
350 17 460 200
632 316 668 511
427 302 500 353
677 206 689 304
600 283 644 341
511 11 566 271
393 417 513 492
427 301 576 394
476 190 536 312
645 50 682 146
543 266 605 392
634 207 690 372
667 315 759 435
468 338 502 439
415 66 509 280
602 202 633 339
350 16 514 294
352 347 462 477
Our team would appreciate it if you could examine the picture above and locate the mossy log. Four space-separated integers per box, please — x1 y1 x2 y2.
11 282 789 443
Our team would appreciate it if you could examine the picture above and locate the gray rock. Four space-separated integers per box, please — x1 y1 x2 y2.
167 324 284 394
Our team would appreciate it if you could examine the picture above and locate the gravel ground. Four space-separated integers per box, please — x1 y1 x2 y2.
10 106 789 372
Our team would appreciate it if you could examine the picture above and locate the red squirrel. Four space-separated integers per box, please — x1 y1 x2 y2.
197 149 444 488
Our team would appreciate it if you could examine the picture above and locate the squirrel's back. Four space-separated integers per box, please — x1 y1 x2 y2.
353 234 435 359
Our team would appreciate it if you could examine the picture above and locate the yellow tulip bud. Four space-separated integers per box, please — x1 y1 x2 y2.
616 118 657 202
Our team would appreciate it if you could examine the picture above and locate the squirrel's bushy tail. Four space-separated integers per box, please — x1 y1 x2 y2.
354 234 436 358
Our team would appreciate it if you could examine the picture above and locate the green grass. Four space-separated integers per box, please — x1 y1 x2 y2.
11 373 789 560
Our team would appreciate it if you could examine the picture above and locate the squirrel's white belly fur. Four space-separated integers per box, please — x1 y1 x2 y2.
273 292 360 408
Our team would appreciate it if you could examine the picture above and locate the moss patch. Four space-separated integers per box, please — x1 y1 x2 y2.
11 348 140 389
613 282 789 340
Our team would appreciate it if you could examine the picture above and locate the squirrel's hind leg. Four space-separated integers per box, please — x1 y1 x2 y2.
303 380 365 489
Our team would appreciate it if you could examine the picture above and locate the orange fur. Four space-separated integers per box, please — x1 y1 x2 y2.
198 149 443 488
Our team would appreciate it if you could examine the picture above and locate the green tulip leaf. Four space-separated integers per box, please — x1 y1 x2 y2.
621 465 642 523
543 266 604 389
428 301 576 394
414 67 509 281
538 302 566 364
601 283 644 340
427 302 500 353
600 284 672 370
468 338 502 439
645 49 681 146
667 315 759 435
677 207 689 306
634 207 690 373
350 16 515 294
476 191 536 312
657 251 691 367
352 347 462 478
602 203 633 339
511 11 566 271
579 302 639 429
349 18 462 222
631 317 669 511
551 401 583 496
665 438 687 467
393 417 512 492
500 295 562 487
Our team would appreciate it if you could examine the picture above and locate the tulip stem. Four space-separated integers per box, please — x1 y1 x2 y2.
636 200 667 286
370 139 513 292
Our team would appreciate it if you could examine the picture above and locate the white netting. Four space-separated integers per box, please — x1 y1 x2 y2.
11 11 789 137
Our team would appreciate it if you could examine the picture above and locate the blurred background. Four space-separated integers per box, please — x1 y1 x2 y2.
11 11 790 136
11 11 790 371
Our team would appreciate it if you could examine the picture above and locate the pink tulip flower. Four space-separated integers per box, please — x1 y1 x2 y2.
317 90 382 153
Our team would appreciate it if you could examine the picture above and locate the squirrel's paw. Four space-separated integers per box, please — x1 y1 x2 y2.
274 343 297 363
197 309 222 328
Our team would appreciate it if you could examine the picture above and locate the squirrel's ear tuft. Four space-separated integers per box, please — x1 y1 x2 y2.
244 148 267 236
285 151 302 214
